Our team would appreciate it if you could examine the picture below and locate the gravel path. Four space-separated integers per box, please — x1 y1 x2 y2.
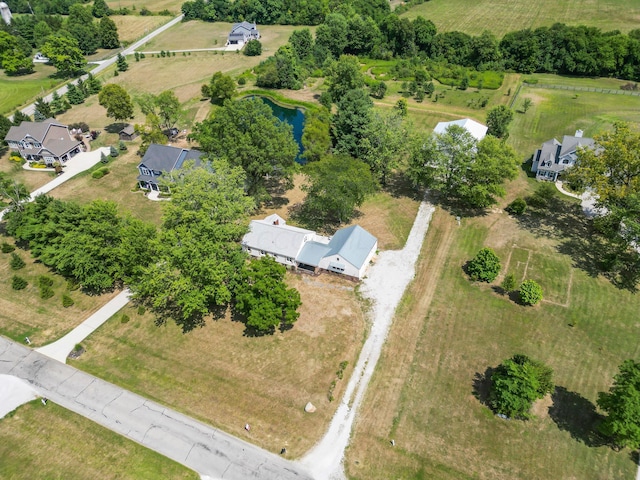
300 198 436 480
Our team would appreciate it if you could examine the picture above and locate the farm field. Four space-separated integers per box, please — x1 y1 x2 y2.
107 0 182 14
345 197 640 479
0 63 61 115
0 242 119 346
0 400 198 479
401 0 640 37
111 14 171 44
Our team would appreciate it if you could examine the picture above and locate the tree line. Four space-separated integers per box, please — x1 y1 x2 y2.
0 3 120 77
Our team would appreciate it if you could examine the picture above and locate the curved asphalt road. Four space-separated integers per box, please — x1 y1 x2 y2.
16 14 184 118
0 336 313 480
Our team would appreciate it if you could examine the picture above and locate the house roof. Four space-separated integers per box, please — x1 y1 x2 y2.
5 119 64 143
243 220 314 259
230 21 258 35
559 135 595 158
433 118 488 142
297 241 332 267
120 124 135 135
42 136 80 157
325 225 377 269
138 144 203 173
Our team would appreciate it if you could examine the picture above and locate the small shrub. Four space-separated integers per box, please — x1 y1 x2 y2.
237 76 247 86
92 169 105 179
40 285 54 299
501 273 516 293
62 294 74 308
10 252 25 270
118 140 128 151
244 39 262 56
506 197 527 215
467 248 501 283
121 314 130 323
38 275 53 288
1 242 15 253
67 279 80 291
110 145 119 157
137 305 146 315
520 279 543 305
11 275 27 290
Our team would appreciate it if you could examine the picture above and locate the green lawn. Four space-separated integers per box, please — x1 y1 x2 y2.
401 0 640 37
346 201 640 479
508 84 640 159
0 64 61 115
0 400 198 479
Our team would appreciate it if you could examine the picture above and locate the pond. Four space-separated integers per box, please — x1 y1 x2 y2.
254 96 306 164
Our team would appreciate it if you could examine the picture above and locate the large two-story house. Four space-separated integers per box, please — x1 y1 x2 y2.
226 21 260 46
531 130 595 181
137 144 203 191
242 214 378 280
4 119 83 166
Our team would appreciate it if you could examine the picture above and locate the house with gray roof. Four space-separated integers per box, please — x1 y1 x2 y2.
226 21 259 46
242 214 377 280
4 119 83 166
532 130 595 181
137 144 203 191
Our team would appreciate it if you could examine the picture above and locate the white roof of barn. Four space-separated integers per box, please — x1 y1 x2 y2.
434 118 488 142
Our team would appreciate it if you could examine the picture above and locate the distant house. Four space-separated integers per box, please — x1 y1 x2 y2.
136 144 203 191
119 124 138 141
531 130 595 181
226 21 260 46
433 118 488 142
242 214 378 280
4 119 83 166
33 52 49 63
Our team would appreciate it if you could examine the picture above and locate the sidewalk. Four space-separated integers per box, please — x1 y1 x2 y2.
36 289 131 363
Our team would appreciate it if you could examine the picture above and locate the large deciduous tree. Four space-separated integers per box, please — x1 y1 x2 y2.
190 98 298 202
360 110 408 186
296 154 376 228
597 360 640 449
41 32 86 77
137 90 183 131
567 122 640 287
202 71 236 104
466 247 501 282
332 88 373 158
489 354 554 419
326 55 365 102
234 256 301 333
130 161 254 332
301 107 331 163
99 84 134 122
408 125 519 208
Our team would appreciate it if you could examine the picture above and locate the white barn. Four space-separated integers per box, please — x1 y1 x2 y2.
433 118 488 142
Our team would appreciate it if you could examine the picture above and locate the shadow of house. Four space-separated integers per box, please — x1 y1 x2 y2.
548 386 606 447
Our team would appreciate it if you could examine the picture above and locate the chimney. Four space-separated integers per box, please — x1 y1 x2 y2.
273 219 279 225
575 129 583 138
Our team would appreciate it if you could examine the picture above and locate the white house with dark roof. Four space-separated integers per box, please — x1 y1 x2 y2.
137 144 203 191
433 118 488 142
532 130 595 181
226 21 260 46
4 119 83 166
242 214 377 280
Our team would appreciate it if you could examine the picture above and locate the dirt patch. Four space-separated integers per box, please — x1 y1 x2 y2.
531 394 553 420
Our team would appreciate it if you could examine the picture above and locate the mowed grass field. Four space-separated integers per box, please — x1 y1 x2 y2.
0 64 61 115
74 273 367 457
401 0 640 36
111 14 171 44
509 84 640 159
0 244 119 346
345 199 640 479
0 401 198 479
107 0 181 14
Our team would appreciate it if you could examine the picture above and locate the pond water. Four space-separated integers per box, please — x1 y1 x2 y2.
254 96 306 164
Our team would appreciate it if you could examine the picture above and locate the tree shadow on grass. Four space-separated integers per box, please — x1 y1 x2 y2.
472 366 494 408
513 197 640 292
549 386 606 447
104 122 128 134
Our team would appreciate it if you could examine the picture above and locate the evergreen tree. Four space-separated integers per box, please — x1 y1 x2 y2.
99 16 120 49
116 53 128 72
85 73 102 94
12 110 31 125
50 92 70 115
66 83 86 105
92 0 110 17
33 97 53 121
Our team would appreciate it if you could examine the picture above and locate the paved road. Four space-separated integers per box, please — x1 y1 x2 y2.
16 14 184 118
0 336 313 480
